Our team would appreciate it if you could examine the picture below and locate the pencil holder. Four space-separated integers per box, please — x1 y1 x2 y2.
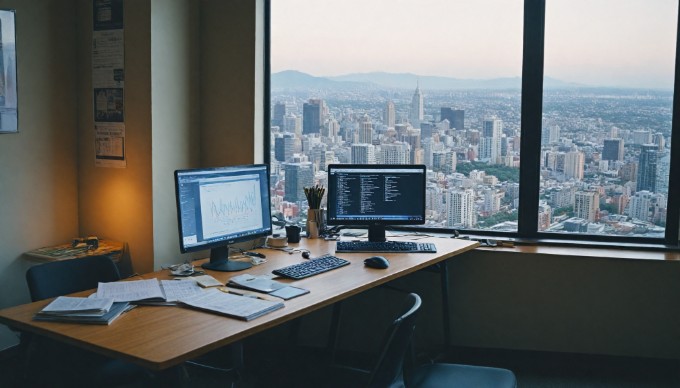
306 211 320 239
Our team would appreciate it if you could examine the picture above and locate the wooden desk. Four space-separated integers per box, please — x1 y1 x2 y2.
0 237 477 372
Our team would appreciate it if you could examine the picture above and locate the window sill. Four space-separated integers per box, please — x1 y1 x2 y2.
473 238 680 261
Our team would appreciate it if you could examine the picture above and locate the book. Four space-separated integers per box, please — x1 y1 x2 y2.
227 274 287 293
179 288 284 321
34 302 133 325
37 296 115 316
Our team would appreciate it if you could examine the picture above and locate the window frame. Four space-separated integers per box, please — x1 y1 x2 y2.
263 0 680 249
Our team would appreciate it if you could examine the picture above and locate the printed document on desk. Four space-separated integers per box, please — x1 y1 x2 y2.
227 273 287 293
34 301 132 325
96 278 166 303
38 296 115 315
179 288 284 321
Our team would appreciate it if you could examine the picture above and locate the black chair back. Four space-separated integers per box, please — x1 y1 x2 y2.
366 293 422 388
26 255 121 301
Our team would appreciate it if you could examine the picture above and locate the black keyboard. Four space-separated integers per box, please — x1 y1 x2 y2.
335 241 437 253
272 254 350 280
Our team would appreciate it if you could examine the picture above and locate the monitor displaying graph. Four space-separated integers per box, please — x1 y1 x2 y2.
175 164 272 254
199 177 263 240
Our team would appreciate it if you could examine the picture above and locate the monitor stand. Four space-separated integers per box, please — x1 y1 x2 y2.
367 224 387 242
201 245 252 272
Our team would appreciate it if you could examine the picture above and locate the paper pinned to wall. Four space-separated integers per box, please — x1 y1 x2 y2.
92 0 125 168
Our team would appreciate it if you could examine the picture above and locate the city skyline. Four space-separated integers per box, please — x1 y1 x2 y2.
272 0 677 89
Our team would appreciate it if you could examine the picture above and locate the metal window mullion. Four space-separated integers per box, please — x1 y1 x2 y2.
518 0 546 238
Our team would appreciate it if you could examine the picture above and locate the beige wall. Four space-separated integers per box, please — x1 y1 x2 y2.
150 0 201 268
0 0 79 348
200 0 258 167
77 0 154 275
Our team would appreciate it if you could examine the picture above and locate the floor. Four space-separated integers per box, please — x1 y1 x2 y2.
3 340 678 387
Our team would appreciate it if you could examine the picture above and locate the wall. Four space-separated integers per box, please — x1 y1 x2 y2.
150 0 201 268
77 0 154 275
0 0 79 349
446 250 680 359
200 0 259 167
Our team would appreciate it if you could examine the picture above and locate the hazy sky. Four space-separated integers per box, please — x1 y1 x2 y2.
271 0 678 89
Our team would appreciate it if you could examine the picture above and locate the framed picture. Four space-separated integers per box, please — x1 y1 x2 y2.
0 9 17 133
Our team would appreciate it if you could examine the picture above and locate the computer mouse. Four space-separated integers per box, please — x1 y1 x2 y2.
364 256 389 269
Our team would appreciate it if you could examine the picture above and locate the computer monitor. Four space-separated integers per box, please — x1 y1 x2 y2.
174 164 272 272
326 164 427 242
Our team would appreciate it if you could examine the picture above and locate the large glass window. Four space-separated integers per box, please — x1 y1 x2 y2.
540 0 677 238
267 0 680 245
269 0 524 232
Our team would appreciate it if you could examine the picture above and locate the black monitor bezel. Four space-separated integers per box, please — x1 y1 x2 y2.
174 164 272 263
326 164 427 230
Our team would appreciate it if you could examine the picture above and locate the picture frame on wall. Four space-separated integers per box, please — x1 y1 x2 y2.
0 9 17 134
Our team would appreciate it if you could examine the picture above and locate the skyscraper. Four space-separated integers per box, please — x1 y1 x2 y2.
409 83 423 128
359 119 373 144
564 151 585 180
351 143 375 164
637 144 658 192
602 139 624 161
274 133 296 162
447 189 475 228
272 102 286 129
379 142 410 164
283 162 313 203
440 107 464 131
574 191 599 222
303 99 324 135
384 100 395 128
480 117 502 164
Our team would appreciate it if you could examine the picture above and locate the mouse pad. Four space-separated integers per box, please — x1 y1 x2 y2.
269 286 310 300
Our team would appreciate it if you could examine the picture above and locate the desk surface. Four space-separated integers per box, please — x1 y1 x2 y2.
0 237 477 371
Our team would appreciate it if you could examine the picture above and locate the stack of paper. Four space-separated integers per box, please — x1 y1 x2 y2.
95 278 204 305
34 296 131 325
179 288 284 321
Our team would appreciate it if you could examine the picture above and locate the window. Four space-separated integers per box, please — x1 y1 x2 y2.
266 0 680 246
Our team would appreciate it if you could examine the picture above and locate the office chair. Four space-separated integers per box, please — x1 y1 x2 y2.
329 293 516 388
24 255 153 387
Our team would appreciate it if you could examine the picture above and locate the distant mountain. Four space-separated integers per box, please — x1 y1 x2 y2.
272 70 580 90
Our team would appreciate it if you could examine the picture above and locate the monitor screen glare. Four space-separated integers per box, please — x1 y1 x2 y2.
327 164 426 242
175 164 272 272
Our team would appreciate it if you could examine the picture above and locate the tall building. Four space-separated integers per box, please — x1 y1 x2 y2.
637 144 658 192
541 122 560 146
384 100 395 128
351 143 375 164
359 119 373 144
631 130 652 145
283 162 313 203
274 133 297 162
272 102 286 128
409 83 423 128
447 189 475 228
627 190 653 222
483 188 502 215
378 142 410 164
440 107 464 131
564 151 584 180
479 117 502 164
302 99 324 135
574 191 599 222
602 139 624 161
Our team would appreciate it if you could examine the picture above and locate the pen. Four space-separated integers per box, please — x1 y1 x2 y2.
218 288 269 300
